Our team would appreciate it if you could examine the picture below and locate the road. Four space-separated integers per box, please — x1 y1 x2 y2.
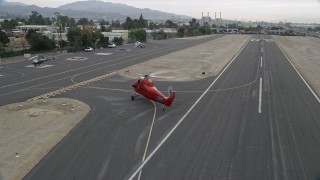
1 35 319 180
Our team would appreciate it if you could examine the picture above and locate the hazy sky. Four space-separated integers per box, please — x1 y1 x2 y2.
5 0 320 22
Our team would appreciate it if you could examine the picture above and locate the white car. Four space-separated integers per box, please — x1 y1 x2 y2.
135 41 145 48
108 43 116 48
84 47 93 52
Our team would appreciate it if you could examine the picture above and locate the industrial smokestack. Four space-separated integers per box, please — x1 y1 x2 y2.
215 12 217 19
208 12 209 17
220 12 221 19
202 12 203 18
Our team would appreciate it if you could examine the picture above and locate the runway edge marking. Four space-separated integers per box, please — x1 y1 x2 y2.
274 40 320 104
128 38 251 180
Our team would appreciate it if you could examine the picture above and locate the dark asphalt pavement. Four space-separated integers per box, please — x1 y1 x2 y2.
128 36 320 180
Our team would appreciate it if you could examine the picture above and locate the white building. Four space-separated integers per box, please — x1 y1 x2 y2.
15 25 56 33
101 30 129 42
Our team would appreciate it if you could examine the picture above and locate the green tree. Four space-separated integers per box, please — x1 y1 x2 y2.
67 27 81 47
26 29 55 51
77 18 90 26
152 30 167 40
43 17 52 25
55 12 69 32
0 31 9 45
177 27 185 37
26 29 36 39
187 28 200 36
129 29 146 42
1 19 19 31
111 20 121 28
68 18 76 27
70 18 100 48
164 20 177 28
123 17 134 30
15 17 27 25
99 19 110 32
148 22 158 30
112 37 123 46
99 19 110 26
0 42 4 50
80 29 94 48
28 11 45 25
189 18 199 29
100 25 106 32
227 23 238 28
97 34 109 48
199 27 212 35
138 14 148 28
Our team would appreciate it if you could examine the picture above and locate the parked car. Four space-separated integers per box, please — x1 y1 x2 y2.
108 43 116 48
84 47 93 52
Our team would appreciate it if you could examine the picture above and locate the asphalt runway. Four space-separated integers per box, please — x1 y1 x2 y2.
127 36 320 180
1 35 319 180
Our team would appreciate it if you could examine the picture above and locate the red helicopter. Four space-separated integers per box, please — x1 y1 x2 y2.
131 75 176 110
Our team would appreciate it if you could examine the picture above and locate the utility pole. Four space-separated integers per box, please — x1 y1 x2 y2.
55 12 62 54
60 23 62 54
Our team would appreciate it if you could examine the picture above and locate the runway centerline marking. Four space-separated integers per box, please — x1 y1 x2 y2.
260 56 263 68
127 39 250 180
259 77 262 113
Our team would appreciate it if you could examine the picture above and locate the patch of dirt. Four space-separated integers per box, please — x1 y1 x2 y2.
119 35 251 81
0 98 90 180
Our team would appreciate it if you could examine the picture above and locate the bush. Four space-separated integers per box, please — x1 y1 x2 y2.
1 49 32 58
113 37 123 46
152 30 167 40
67 46 82 52
129 29 146 42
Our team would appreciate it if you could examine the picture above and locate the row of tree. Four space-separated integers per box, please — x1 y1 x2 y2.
0 11 153 52
0 12 179 32
1 11 227 53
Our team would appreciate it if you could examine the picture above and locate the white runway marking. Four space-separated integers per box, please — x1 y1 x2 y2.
95 53 112 55
0 75 3 77
260 56 263 67
66 57 88 61
259 78 262 113
25 65 54 68
251 38 260 42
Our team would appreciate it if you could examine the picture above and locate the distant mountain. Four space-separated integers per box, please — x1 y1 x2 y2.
58 1 191 20
59 1 191 19
0 0 27 6
0 0 191 21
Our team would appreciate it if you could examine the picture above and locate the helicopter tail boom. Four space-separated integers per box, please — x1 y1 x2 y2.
164 91 175 107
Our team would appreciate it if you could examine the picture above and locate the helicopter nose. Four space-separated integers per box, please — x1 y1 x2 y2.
132 84 136 88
